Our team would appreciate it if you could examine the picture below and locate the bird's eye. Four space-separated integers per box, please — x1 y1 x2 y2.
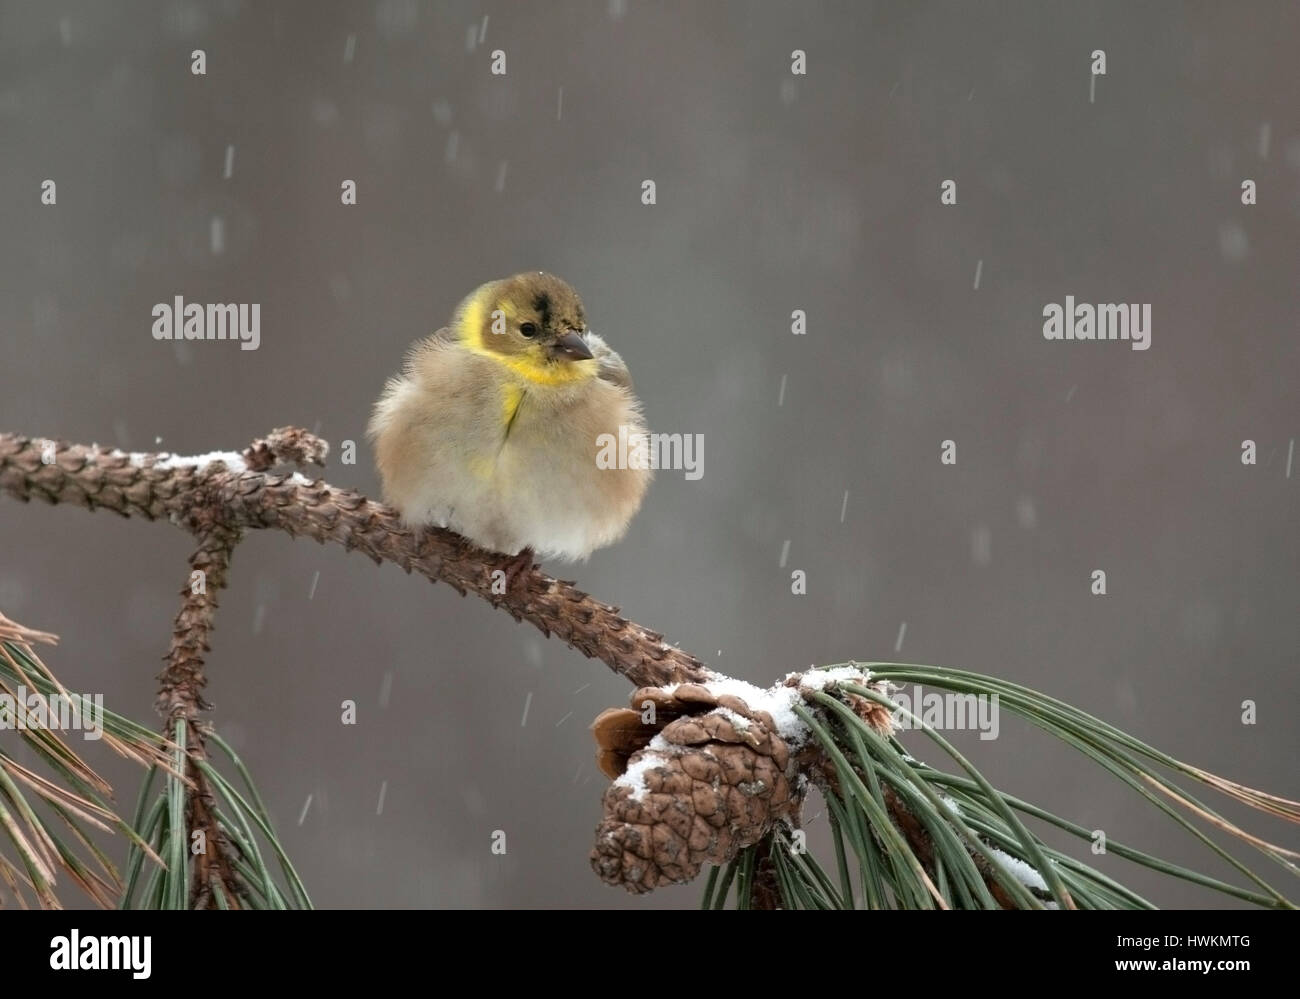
520 322 538 339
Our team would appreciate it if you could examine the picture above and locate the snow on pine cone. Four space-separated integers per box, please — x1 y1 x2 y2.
589 683 800 894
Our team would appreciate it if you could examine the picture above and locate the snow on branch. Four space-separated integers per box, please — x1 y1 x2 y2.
0 427 709 690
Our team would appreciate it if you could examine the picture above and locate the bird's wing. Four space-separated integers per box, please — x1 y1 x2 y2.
403 325 458 371
584 332 634 391
424 325 459 349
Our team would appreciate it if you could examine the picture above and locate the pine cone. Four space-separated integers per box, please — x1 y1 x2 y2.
590 668 895 894
590 683 799 893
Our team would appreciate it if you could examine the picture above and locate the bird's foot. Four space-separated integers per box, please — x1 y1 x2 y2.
497 546 536 596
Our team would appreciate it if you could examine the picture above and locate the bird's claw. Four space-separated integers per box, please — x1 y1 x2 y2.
496 547 535 597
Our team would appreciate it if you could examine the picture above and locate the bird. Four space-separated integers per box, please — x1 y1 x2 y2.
368 272 651 586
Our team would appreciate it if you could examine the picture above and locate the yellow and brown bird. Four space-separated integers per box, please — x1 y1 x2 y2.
369 273 651 580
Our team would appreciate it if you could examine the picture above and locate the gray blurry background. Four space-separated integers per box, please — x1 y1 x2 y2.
1 0 1297 909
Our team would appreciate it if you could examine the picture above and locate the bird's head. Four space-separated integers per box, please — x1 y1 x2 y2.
456 272 597 385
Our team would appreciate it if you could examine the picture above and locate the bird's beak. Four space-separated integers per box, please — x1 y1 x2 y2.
549 331 595 362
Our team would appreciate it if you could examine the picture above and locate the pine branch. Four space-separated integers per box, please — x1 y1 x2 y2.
0 428 709 689
10 428 1288 909
156 523 243 909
